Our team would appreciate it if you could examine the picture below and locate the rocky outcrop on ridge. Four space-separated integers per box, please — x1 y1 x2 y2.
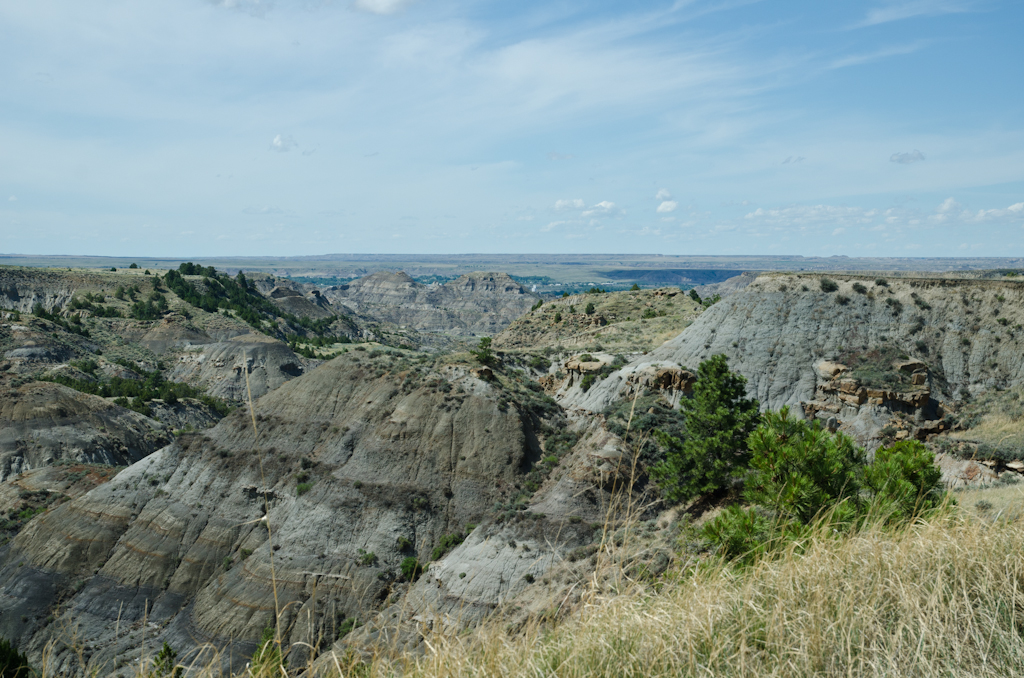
322 271 535 337
0 351 571 672
166 334 308 402
567 274 1024 437
493 287 701 354
0 377 171 482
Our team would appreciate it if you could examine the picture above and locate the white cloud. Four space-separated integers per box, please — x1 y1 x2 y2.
781 156 805 164
890 149 925 164
937 197 960 213
582 201 621 218
858 1 973 27
554 198 584 211
832 228 845 236
270 134 297 153
542 220 567 232
655 188 672 200
657 200 678 213
7 196 15 201
354 0 415 15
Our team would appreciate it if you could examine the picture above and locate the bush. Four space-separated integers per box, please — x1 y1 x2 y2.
885 297 903 314
0 637 32 678
820 278 838 293
689 289 701 304
704 412 950 564
250 627 286 674
470 337 496 366
852 282 868 294
296 482 314 496
743 408 865 526
553 312 562 323
651 355 760 504
630 283 640 291
585 302 596 315
875 278 888 286
642 308 658 319
580 374 596 392
836 295 850 305
151 641 183 677
863 440 943 523
528 354 551 371
401 556 423 581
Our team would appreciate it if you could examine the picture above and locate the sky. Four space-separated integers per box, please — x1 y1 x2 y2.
0 0 1022 257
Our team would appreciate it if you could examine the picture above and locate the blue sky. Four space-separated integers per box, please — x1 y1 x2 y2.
0 0 1021 257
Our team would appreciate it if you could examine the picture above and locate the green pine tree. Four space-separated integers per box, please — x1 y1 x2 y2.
651 354 760 503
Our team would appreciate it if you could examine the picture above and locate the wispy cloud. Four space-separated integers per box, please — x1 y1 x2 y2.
657 200 678 213
890 149 925 164
354 0 415 15
581 201 621 218
781 156 805 164
830 42 926 69
856 0 973 27
655 188 672 200
243 206 285 215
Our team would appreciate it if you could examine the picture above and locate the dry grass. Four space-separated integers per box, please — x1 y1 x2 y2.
57 509 1022 678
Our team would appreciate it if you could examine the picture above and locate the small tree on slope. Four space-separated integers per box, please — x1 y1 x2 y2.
651 354 760 504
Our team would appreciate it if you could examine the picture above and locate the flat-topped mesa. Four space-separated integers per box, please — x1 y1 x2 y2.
323 270 536 336
447 272 525 295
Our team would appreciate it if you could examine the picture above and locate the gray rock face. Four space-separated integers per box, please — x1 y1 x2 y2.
0 353 546 671
0 380 171 482
575 274 1024 415
323 271 536 337
166 335 308 402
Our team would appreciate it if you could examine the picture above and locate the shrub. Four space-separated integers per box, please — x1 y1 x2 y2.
151 642 182 677
585 302 596 315
914 340 928 354
836 295 850 305
885 297 903 314
296 482 314 496
470 337 496 366
250 627 286 674
401 556 423 581
642 308 658 319
531 299 543 312
651 355 760 503
580 374 596 392
875 278 888 286
852 282 868 294
0 637 32 678
358 549 377 566
862 440 943 523
553 312 562 323
743 408 865 526
523 573 535 584
820 278 838 293
630 283 640 291
396 536 412 551
579 354 594 362
689 289 702 303
528 354 551 371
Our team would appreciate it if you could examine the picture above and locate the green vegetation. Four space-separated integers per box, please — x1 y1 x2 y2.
852 282 868 294
249 627 286 675
431 532 467 560
150 641 183 677
704 409 945 564
31 303 90 336
630 283 641 291
585 302 596 314
471 337 496 366
819 277 838 293
0 636 32 678
651 355 760 503
41 362 231 418
400 556 423 581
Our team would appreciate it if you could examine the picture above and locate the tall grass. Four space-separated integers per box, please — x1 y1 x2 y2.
396 513 1024 678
